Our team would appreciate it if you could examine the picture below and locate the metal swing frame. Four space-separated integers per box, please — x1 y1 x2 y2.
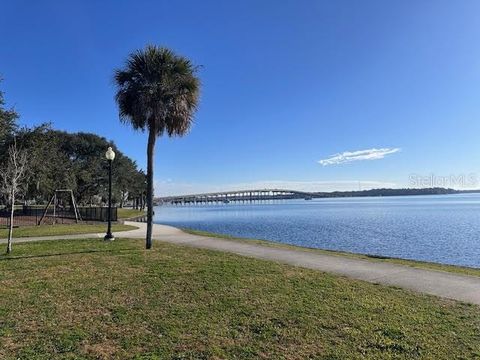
37 189 82 225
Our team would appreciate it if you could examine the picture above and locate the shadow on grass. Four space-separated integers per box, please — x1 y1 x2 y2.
0 248 142 261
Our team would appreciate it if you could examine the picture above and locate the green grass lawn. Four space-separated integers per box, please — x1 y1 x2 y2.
117 208 146 219
184 229 480 278
0 239 479 359
0 224 137 238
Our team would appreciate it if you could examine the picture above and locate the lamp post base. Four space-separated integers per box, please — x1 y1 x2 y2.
104 233 115 241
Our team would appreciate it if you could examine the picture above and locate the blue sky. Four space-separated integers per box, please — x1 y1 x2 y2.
2 0 480 195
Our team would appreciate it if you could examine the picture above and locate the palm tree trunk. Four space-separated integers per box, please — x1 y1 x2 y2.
146 128 156 249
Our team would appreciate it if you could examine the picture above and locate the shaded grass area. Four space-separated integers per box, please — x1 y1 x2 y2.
0 239 479 359
117 208 146 219
184 229 480 278
0 224 137 239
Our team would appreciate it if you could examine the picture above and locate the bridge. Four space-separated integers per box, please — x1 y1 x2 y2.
157 189 314 205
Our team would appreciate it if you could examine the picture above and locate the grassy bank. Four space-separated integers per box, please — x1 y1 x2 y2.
0 224 137 238
183 229 480 278
0 238 479 359
117 208 146 219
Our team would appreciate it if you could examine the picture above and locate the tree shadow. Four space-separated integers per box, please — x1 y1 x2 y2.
0 247 142 261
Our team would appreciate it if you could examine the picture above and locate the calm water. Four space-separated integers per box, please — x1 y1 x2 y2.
154 193 480 268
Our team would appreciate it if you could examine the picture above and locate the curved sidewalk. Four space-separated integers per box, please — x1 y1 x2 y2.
2 221 480 305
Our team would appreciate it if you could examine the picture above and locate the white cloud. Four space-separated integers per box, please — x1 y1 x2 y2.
318 148 401 166
154 179 398 197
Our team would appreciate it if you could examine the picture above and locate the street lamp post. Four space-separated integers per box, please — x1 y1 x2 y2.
104 147 115 241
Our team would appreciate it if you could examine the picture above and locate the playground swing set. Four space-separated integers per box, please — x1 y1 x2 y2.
37 189 83 225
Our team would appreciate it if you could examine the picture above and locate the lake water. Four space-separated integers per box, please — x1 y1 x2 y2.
153 193 480 268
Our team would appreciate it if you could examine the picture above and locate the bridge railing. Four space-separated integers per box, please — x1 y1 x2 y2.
157 189 314 205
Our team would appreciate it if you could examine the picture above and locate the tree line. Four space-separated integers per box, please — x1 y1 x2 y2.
0 82 146 209
313 187 457 198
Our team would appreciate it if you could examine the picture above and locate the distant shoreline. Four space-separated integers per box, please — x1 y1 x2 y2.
309 187 479 198
156 187 480 204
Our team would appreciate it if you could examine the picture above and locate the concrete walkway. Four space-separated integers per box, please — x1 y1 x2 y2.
2 221 480 305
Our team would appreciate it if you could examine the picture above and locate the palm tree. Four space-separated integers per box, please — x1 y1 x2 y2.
113 45 200 249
